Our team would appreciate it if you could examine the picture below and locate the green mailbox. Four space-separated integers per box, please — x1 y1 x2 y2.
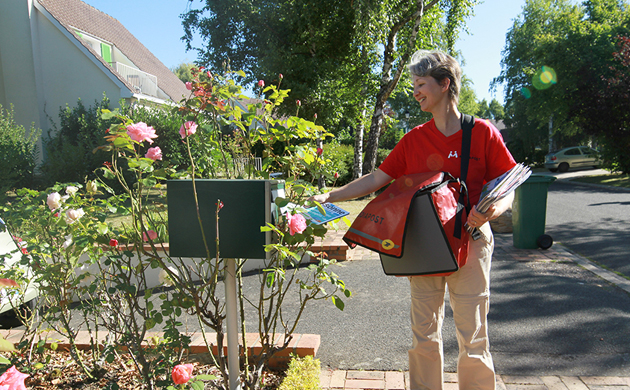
167 179 284 259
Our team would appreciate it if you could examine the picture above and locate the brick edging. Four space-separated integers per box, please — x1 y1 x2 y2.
0 329 319 368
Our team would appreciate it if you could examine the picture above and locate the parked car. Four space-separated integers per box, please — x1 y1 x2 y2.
0 218 39 327
544 146 600 172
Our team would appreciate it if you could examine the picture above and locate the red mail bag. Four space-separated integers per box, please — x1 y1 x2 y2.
342 171 470 276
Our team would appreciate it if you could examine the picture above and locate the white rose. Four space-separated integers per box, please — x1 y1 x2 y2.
86 181 98 194
65 208 85 224
47 192 61 210
66 186 79 196
62 234 73 248
158 266 178 287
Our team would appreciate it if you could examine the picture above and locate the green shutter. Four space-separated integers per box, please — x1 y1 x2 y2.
101 43 112 64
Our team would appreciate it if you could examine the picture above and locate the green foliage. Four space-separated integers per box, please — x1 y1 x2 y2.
39 96 200 191
278 355 321 390
39 96 115 187
0 105 40 202
574 35 630 173
457 76 480 116
170 62 195 83
475 98 505 120
322 143 354 187
378 124 405 150
182 0 475 179
495 0 630 164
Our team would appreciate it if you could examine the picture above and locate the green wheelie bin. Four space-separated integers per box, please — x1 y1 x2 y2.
512 174 557 249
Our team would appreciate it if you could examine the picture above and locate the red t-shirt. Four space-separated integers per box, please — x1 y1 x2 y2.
378 118 516 206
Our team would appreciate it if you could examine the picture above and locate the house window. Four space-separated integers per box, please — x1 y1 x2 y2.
100 43 112 64
74 29 112 64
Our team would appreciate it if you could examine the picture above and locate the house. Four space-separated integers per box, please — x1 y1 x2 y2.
0 0 189 150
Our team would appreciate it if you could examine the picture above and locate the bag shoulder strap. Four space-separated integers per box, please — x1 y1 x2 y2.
460 114 474 182
454 114 474 239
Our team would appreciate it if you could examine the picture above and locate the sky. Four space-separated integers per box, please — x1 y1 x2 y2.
82 0 527 105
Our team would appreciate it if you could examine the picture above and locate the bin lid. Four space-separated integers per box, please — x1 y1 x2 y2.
525 174 557 184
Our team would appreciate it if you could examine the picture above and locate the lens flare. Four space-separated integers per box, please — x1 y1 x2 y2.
520 87 532 99
532 66 557 90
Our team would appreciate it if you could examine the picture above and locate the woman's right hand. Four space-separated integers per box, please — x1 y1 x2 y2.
308 193 330 205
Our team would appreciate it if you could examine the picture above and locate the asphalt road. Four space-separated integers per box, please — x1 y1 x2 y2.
273 243 630 376
543 171 630 277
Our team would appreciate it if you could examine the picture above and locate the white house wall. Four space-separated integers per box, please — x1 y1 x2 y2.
0 0 134 150
0 0 42 131
34 4 128 125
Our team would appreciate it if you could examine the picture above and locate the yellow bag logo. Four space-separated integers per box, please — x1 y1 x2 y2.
381 239 395 250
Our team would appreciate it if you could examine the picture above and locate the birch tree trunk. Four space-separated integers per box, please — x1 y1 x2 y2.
352 99 367 179
363 0 435 174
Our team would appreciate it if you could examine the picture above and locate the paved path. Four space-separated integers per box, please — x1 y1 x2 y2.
320 369 630 390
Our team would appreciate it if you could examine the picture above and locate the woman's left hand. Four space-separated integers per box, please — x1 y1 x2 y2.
467 205 495 228
468 191 515 228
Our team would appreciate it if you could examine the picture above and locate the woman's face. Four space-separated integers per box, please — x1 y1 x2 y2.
412 75 449 113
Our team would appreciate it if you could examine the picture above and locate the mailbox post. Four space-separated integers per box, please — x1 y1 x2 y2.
168 179 285 390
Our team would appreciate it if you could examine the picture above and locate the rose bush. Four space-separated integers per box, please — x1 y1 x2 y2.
1 69 350 390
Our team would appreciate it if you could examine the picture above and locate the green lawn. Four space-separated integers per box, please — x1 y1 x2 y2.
570 172 630 188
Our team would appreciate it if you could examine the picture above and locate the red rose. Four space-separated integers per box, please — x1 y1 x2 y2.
172 364 194 385
109 239 119 247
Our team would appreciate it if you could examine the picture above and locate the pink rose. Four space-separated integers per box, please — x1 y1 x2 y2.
279 73 283 79
257 80 265 87
143 230 158 242
185 82 193 90
179 121 198 139
0 365 29 390
286 212 307 236
126 122 158 144
172 364 194 385
334 172 339 179
296 100 301 107
145 147 162 161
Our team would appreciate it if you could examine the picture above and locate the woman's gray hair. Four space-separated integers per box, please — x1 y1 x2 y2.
407 50 462 103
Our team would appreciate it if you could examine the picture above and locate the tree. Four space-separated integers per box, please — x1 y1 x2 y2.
494 0 630 164
475 98 505 120
573 36 630 173
361 0 477 174
171 62 195 83
181 0 476 178
457 76 479 116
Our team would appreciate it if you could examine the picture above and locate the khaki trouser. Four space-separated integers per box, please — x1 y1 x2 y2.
408 222 495 390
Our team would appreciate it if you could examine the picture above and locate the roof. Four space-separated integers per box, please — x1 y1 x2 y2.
488 119 506 131
37 0 189 102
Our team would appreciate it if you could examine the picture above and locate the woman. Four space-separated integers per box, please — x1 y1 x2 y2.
311 50 516 389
